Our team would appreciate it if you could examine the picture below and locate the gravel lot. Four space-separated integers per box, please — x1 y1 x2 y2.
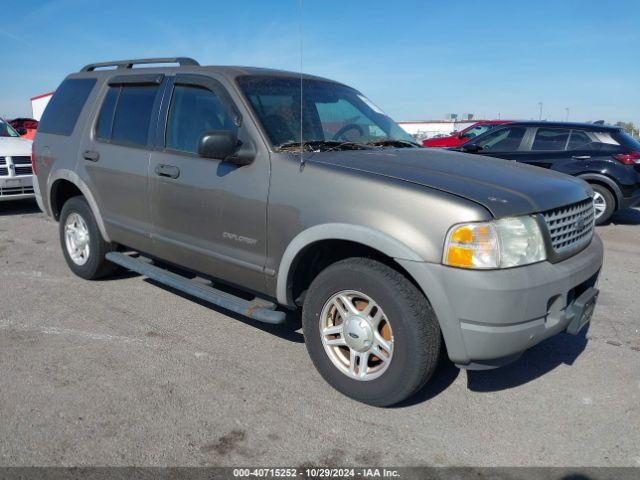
0 200 639 467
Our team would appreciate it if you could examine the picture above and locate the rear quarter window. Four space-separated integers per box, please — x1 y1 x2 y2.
38 78 96 136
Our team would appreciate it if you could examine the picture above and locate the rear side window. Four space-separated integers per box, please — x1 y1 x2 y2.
38 78 96 136
111 86 158 146
567 130 593 150
567 129 621 152
165 85 236 153
95 87 119 140
95 85 158 147
531 128 571 151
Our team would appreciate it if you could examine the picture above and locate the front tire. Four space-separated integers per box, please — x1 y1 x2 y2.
591 183 615 225
59 196 117 279
302 258 441 407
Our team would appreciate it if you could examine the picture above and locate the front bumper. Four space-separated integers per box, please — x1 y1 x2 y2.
397 235 604 368
0 175 34 201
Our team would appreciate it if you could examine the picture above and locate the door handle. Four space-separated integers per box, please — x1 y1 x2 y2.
83 150 100 162
155 164 180 179
572 155 591 160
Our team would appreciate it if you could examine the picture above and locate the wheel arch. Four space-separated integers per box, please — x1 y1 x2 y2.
577 173 621 209
276 223 424 307
48 170 111 242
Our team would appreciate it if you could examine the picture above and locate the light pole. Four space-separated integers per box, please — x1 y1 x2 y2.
565 107 570 122
538 102 543 120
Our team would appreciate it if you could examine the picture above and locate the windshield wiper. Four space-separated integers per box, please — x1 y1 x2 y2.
365 139 421 148
276 140 371 153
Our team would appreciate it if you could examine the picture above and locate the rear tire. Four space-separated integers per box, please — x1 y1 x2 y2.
59 196 118 280
302 258 441 407
590 183 615 225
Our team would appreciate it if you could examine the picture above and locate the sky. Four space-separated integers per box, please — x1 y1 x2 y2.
1 0 639 124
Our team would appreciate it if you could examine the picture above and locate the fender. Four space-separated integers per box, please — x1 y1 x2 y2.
276 223 424 306
47 169 112 242
577 173 622 206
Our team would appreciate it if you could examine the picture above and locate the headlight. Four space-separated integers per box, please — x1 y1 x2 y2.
443 215 546 269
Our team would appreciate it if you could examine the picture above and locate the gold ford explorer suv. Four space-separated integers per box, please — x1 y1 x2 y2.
33 58 603 406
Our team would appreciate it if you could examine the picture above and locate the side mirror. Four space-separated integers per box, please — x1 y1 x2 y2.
461 143 482 153
197 131 255 166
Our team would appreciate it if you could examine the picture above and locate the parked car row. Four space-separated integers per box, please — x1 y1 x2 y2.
31 57 604 406
421 120 510 148
451 121 640 224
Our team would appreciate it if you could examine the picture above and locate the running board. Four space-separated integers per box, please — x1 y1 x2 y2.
105 252 286 324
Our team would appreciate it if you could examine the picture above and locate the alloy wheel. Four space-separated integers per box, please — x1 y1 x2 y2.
64 212 91 266
593 192 607 220
319 290 394 381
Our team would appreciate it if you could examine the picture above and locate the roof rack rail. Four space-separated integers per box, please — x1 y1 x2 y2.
80 57 199 72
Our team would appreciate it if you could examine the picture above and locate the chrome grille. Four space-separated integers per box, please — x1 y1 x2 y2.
542 199 595 254
0 186 34 196
0 157 6 165
14 165 32 175
0 167 7 176
12 156 31 165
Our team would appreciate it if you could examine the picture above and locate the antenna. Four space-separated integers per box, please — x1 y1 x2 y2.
299 0 305 169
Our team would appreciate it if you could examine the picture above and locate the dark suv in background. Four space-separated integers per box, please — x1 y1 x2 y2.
456 121 640 224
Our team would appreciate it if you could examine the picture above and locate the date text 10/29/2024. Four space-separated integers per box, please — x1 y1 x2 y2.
233 468 401 478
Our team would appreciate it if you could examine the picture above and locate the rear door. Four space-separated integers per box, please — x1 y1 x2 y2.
148 74 270 293
565 129 627 172
510 127 574 171
514 128 623 177
80 74 163 252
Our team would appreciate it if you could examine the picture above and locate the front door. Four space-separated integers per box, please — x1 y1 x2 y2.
148 74 270 293
470 125 530 162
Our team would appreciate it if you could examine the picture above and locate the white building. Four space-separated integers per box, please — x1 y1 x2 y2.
31 92 53 121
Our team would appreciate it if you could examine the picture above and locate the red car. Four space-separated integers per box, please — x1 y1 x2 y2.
422 120 511 148
8 118 39 141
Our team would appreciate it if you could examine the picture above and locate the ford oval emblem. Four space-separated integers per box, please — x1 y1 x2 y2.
574 217 588 231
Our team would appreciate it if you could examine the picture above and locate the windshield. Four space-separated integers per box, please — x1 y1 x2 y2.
0 120 20 138
237 76 414 149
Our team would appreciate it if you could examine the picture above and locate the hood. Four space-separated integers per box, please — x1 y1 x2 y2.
312 148 592 218
0 136 32 156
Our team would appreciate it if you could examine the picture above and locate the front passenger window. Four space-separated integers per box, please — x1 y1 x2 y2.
166 85 236 154
477 127 527 152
